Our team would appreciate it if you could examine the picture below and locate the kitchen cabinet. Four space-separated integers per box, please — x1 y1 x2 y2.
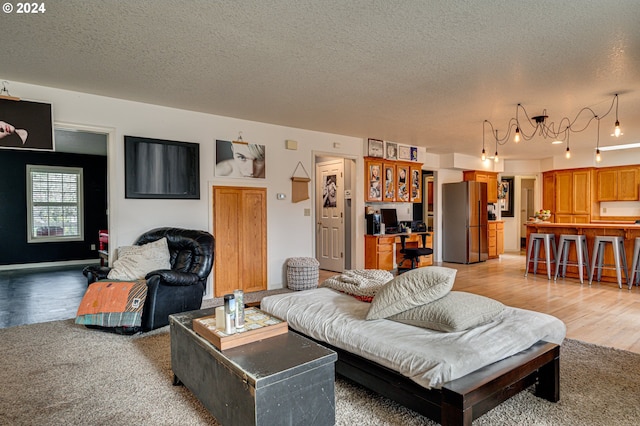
554 168 591 221
542 171 556 218
382 161 396 202
409 165 422 203
463 170 498 203
596 166 639 201
488 221 504 259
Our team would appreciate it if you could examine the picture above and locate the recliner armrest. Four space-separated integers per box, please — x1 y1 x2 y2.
145 270 201 286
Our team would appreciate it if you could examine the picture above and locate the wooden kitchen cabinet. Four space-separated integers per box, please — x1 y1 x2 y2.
367 158 423 203
409 165 422 203
488 221 504 259
596 166 639 201
542 171 556 216
365 158 383 202
554 168 591 221
463 170 498 203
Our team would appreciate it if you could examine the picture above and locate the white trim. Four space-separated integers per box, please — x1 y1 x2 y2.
0 259 99 271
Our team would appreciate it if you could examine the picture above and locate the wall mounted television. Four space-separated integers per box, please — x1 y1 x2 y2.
124 136 200 199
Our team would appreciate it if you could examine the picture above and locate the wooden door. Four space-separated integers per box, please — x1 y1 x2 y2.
213 186 267 297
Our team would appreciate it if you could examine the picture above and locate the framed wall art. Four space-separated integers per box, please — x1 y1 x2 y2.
499 177 514 217
0 98 54 151
125 136 200 199
398 145 411 161
367 138 384 158
215 139 266 178
385 141 398 160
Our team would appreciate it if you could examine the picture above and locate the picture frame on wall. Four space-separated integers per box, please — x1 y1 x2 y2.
398 145 411 161
215 139 266 178
385 141 398 160
500 177 514 217
125 136 200 199
396 164 409 202
410 146 418 161
367 138 384 158
0 98 54 151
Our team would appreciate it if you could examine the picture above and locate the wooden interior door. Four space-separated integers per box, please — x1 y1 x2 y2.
213 186 267 297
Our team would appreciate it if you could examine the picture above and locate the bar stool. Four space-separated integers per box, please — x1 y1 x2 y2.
629 237 640 289
554 234 589 284
525 233 557 280
589 236 628 288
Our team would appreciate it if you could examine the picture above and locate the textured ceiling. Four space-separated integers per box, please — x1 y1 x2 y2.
2 0 640 160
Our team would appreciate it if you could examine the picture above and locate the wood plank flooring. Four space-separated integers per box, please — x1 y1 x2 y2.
3 254 640 354
320 253 640 354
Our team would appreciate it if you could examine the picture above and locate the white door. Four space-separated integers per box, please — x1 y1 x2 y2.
316 159 345 272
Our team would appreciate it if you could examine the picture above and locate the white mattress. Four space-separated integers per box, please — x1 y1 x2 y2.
261 288 566 389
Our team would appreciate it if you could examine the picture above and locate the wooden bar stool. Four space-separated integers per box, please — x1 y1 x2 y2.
525 233 557 280
629 237 640 289
589 236 628 288
554 234 589 284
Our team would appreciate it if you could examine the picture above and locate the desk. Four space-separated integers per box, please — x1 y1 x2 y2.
365 231 433 271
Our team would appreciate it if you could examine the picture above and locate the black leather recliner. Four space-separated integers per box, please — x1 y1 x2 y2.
83 227 215 331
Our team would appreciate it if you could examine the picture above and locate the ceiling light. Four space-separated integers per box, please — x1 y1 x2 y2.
598 142 640 151
481 94 622 160
551 140 563 145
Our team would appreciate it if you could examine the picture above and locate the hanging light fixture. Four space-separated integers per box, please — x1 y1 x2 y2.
595 116 602 162
481 94 622 160
494 131 499 163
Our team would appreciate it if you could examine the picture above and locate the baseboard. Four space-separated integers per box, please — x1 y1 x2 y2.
0 259 99 271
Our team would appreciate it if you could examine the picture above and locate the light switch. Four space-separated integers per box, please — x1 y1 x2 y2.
304 208 311 216
277 193 286 200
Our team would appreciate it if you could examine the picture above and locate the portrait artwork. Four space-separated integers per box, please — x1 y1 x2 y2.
215 139 266 178
0 98 54 151
323 174 337 208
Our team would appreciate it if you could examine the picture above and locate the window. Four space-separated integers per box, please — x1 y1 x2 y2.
27 165 83 242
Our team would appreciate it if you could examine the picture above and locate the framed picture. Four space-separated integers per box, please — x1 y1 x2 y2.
385 141 398 160
500 177 514 217
396 164 409 202
410 146 418 161
398 145 411 161
125 136 200 199
367 138 384 158
215 139 266 178
383 163 395 201
0 98 54 151
368 161 382 201
323 174 337 207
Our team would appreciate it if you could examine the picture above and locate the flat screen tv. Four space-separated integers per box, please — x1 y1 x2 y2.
125 136 200 199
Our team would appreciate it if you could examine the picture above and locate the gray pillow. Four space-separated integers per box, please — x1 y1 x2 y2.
365 266 457 320
389 291 505 332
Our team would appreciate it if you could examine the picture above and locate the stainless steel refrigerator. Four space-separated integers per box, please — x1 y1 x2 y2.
442 181 488 263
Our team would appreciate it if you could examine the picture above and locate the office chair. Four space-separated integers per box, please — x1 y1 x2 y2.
398 233 433 273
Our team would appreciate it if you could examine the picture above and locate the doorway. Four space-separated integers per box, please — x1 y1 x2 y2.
520 178 535 249
315 158 345 272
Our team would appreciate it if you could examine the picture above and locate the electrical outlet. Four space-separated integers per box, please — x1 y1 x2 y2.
91 244 96 250
602 207 607 213
304 208 311 216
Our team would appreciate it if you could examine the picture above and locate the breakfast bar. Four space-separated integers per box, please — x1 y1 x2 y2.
526 222 640 284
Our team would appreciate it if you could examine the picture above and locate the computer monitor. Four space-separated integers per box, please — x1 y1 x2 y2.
380 208 398 231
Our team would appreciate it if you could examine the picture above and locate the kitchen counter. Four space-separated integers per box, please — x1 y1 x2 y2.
525 222 640 284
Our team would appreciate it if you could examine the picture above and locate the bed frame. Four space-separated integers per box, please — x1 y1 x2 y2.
302 333 559 426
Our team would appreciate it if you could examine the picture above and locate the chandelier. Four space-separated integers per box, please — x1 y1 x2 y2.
481 94 621 162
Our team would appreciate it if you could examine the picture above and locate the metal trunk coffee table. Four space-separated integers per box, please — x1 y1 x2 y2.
169 308 337 426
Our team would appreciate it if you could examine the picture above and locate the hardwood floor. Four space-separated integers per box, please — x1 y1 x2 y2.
4 255 640 354
0 264 90 328
320 252 640 354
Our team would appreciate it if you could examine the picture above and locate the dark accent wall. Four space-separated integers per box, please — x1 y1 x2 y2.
0 149 107 266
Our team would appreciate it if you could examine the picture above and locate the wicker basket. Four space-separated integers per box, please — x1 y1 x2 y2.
286 257 320 290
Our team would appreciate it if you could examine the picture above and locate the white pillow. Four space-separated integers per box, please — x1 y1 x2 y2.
107 237 171 281
365 266 457 320
388 291 505 332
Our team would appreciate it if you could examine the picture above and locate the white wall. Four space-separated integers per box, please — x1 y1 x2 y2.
6 79 364 292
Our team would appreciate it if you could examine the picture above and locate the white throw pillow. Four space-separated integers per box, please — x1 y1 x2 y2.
389 291 505 332
107 237 171 281
365 266 457 320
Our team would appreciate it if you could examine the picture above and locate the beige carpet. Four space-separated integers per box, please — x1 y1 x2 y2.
1 319 639 425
